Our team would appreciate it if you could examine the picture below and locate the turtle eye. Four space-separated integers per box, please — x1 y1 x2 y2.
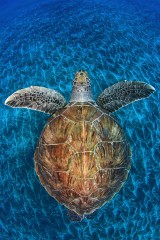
80 72 83 76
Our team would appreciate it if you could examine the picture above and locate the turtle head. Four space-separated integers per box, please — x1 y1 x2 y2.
72 70 91 88
70 70 94 102
74 70 89 84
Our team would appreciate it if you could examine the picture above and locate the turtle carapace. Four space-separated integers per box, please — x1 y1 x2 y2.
5 70 155 219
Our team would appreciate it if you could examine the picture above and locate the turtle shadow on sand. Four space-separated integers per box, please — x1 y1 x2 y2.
5 70 155 221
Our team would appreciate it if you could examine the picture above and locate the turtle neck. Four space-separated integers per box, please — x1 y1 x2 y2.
70 70 94 102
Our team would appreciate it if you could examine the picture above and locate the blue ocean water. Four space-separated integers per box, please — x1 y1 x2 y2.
0 0 160 239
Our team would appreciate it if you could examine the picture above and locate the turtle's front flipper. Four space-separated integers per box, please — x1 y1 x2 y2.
97 81 155 113
5 86 67 114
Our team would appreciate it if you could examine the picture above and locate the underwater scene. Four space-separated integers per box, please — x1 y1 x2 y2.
0 0 160 239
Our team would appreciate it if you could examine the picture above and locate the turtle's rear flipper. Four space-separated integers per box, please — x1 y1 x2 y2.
5 86 66 114
97 81 155 113
67 210 84 222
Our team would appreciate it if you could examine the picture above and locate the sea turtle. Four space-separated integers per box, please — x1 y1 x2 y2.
5 70 155 219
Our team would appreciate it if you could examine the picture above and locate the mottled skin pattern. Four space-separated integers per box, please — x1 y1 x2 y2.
35 101 131 217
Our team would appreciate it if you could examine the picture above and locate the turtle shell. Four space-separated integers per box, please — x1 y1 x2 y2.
34 102 131 217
